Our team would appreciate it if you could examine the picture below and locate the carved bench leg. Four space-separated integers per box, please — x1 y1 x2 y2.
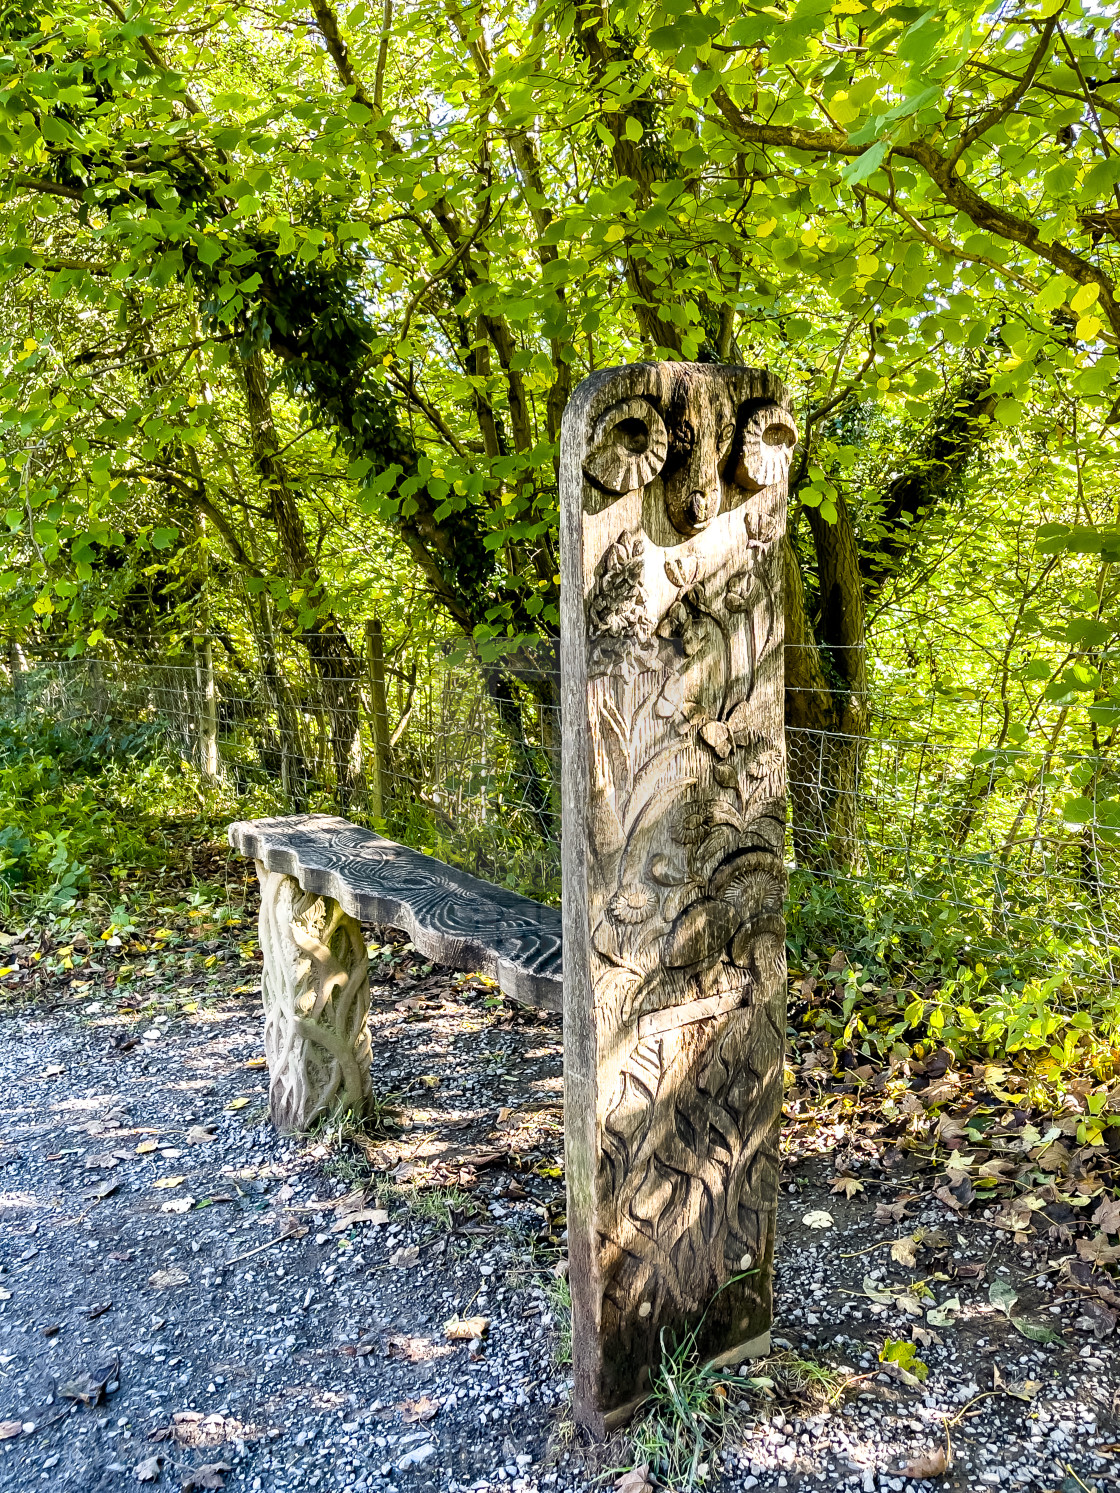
255 861 372 1132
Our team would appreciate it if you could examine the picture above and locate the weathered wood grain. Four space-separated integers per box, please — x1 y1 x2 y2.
560 363 795 1433
229 814 562 1011
257 864 372 1131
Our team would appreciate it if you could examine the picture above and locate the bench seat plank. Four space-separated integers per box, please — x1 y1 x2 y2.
228 813 562 1011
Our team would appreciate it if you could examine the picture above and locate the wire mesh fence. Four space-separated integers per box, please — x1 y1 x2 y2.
2 636 1117 983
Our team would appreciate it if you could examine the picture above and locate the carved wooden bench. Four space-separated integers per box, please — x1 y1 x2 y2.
228 813 562 1131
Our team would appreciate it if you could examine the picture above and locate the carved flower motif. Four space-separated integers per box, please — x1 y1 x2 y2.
588 529 651 643
609 886 656 925
673 803 713 847
746 747 784 786
657 592 706 657
724 569 759 614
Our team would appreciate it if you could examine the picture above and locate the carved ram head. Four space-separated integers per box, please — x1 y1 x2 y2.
581 370 797 539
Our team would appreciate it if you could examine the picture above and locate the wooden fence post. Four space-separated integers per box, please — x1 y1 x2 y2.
364 617 391 820
559 362 797 1433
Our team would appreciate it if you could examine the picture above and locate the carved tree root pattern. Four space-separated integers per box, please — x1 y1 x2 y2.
256 862 372 1132
561 362 796 1431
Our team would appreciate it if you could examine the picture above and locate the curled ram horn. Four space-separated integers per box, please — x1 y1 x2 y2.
582 397 669 494
734 404 798 493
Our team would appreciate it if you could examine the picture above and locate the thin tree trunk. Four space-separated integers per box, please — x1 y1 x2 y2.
193 634 220 782
483 668 555 842
784 503 870 873
253 594 309 810
7 639 26 710
240 352 365 809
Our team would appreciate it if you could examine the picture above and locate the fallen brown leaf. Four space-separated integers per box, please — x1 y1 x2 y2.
900 1445 948 1478
875 1201 909 1224
831 1176 864 1198
180 1462 231 1491
1077 1234 1120 1267
385 1334 452 1363
400 1395 440 1423
890 1236 920 1268
934 1185 967 1215
81 1180 120 1202
1092 1196 1120 1234
331 1209 389 1233
59 1353 119 1407
614 1465 654 1493
134 1454 162 1482
148 1268 190 1290
0 1423 22 1441
1075 1298 1117 1339
922 1075 961 1108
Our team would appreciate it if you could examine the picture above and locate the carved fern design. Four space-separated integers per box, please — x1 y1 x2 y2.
257 864 372 1132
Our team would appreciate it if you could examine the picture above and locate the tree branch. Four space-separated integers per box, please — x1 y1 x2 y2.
710 100 1120 343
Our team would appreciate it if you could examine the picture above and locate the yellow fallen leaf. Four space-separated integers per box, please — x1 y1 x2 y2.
831 1176 864 1198
245 1057 267 1070
444 1316 489 1341
226 1097 250 1110
136 1140 158 1155
153 1176 185 1190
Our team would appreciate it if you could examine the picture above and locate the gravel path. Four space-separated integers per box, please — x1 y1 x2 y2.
0 897 1115 1493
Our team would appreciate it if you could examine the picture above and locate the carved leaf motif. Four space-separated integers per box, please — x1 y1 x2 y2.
663 898 738 969
726 701 758 748
698 720 733 759
664 554 698 589
724 570 757 613
588 529 651 643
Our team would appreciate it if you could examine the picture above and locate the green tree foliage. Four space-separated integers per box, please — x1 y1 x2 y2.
0 0 1116 875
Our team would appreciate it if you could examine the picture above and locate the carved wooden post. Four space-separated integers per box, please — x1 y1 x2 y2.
256 863 372 1131
560 363 796 1433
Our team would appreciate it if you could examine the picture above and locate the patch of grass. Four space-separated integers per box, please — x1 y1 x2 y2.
621 1331 850 1491
380 1182 476 1230
543 1270 572 1366
626 1330 740 1491
321 1149 372 1188
739 1349 848 1411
